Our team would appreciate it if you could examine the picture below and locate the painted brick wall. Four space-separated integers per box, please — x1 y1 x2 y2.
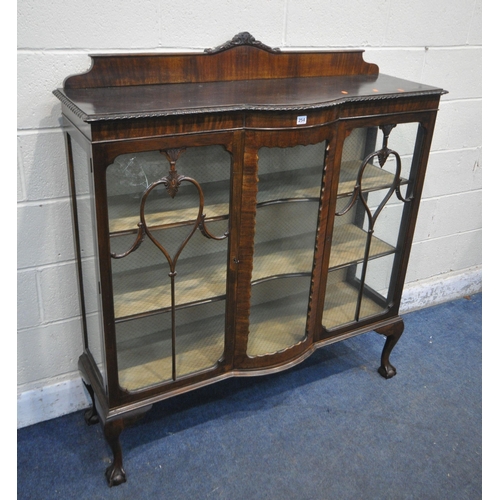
17 0 482 427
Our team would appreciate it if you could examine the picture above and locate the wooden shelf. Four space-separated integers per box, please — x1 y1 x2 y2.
257 166 323 204
112 222 394 320
117 312 225 391
107 160 404 235
118 273 355 388
112 250 227 320
118 282 383 391
108 178 230 234
252 233 316 282
247 287 309 356
338 160 406 198
116 277 314 379
322 280 386 329
328 223 394 270
117 286 318 367
107 166 321 235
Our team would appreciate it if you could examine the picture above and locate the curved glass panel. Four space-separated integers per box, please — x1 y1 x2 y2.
247 142 326 356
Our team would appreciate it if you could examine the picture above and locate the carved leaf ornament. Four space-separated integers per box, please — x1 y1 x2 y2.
204 31 281 54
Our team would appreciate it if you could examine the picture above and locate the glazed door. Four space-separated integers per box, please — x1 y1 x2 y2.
236 128 333 367
320 119 429 334
102 138 235 393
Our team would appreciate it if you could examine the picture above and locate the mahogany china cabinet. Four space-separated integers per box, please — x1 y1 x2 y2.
54 33 446 486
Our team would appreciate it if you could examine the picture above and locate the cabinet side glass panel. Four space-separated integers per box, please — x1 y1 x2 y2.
69 135 106 381
247 143 325 356
323 124 417 330
107 146 231 391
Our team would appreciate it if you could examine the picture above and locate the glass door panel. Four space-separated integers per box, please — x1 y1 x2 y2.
247 142 326 356
252 202 320 281
107 146 230 230
116 300 226 391
323 124 418 330
247 276 312 356
107 145 231 390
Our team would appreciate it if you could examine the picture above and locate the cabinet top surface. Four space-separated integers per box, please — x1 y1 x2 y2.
53 33 445 122
55 74 443 122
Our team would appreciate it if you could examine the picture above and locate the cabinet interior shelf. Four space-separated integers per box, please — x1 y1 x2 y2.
107 160 405 235
117 312 225 391
117 277 386 391
112 222 395 320
117 288 310 388
107 176 230 234
322 280 386 330
337 160 407 198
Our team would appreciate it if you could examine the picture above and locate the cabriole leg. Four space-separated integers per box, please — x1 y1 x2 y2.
103 405 153 487
104 419 127 487
375 319 404 379
82 381 99 426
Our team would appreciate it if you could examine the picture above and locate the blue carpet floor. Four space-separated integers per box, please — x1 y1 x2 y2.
18 294 482 499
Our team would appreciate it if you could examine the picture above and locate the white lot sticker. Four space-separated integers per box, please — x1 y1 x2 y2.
296 115 307 125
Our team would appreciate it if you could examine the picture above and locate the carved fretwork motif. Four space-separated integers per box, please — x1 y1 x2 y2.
160 147 186 164
160 148 187 198
165 169 181 198
377 124 397 167
204 32 281 54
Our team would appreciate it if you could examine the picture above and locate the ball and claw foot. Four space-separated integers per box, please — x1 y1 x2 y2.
378 362 397 379
102 407 151 487
105 463 127 487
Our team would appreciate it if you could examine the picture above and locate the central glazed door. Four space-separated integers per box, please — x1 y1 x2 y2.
234 126 336 369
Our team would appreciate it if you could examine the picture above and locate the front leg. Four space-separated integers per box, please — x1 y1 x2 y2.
103 405 153 487
375 319 404 379
104 419 126 487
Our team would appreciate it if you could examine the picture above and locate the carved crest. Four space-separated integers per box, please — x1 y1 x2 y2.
204 32 281 54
